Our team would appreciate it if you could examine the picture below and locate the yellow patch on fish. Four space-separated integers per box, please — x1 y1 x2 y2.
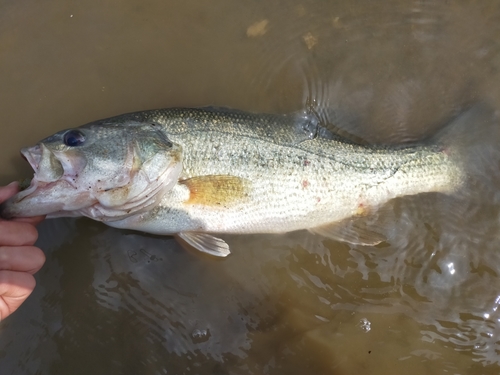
180 175 249 207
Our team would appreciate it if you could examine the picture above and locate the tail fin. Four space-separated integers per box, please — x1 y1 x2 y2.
433 103 500 197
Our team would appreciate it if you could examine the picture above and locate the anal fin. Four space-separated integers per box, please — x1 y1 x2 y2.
176 232 231 257
308 217 386 246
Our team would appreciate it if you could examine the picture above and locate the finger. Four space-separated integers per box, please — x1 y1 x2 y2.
0 270 36 321
12 215 46 226
0 221 38 246
0 182 19 204
0 246 45 274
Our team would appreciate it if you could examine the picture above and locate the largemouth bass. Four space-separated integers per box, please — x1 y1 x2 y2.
0 107 480 256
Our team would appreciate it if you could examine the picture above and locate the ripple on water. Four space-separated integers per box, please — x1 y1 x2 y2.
247 0 482 143
89 230 260 360
265 183 500 368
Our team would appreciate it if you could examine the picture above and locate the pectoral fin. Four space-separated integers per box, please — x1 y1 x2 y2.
176 232 231 257
308 218 386 246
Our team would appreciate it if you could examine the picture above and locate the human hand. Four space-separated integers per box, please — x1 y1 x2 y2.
0 182 45 321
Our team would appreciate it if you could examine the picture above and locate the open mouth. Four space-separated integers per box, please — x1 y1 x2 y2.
22 145 64 183
18 146 40 192
0 144 94 219
21 145 42 171
13 145 65 201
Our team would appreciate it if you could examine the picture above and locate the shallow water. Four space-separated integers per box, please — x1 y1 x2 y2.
1 0 500 373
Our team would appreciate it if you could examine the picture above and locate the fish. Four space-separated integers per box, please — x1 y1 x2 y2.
0 106 491 257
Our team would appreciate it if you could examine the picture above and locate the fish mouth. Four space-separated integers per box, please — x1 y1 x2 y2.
13 145 65 201
22 144 66 182
0 145 89 219
21 145 42 173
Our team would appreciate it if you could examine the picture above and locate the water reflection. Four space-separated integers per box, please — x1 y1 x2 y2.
90 229 260 359
247 0 485 143
1 0 500 374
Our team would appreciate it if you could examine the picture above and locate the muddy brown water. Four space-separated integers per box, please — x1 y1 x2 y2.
1 0 500 374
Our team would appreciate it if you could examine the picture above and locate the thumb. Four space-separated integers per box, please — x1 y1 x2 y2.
0 182 20 204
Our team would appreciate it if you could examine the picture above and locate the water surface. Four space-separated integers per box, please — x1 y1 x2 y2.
1 0 500 374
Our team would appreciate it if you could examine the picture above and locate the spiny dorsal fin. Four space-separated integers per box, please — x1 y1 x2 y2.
304 99 370 145
180 175 249 207
176 232 231 257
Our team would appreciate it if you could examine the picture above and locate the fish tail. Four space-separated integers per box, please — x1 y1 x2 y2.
433 103 500 194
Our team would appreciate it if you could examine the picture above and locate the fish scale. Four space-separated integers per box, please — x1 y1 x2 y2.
109 109 463 236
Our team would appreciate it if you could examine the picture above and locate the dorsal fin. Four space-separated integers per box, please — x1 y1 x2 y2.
304 99 370 145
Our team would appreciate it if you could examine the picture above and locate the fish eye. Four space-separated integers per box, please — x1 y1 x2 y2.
63 130 86 147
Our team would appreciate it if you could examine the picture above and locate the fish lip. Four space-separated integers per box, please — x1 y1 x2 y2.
0 178 44 218
16 146 42 202
14 178 44 204
21 144 73 187
21 145 42 172
3 144 91 218
0 178 76 219
16 145 60 202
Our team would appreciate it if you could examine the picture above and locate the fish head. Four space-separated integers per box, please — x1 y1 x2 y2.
1 121 183 221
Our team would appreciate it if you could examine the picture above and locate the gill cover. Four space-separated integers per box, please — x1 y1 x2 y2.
88 125 183 220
